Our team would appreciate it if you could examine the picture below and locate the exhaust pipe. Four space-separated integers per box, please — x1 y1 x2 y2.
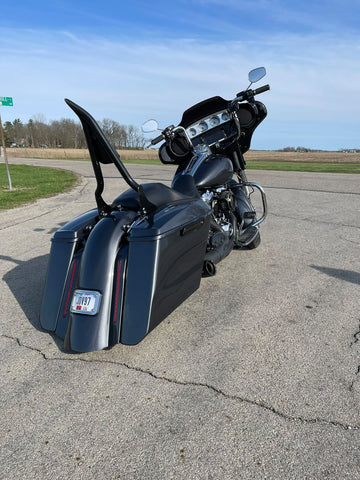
202 260 216 277
202 237 234 277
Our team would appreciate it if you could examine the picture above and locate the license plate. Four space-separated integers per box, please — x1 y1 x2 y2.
70 290 101 315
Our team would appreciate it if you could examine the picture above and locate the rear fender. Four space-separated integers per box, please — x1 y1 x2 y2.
64 210 137 352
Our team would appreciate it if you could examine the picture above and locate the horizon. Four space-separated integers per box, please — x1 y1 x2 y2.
2 114 359 153
1 0 360 151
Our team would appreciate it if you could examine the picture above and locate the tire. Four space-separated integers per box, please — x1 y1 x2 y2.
238 170 251 198
247 232 261 249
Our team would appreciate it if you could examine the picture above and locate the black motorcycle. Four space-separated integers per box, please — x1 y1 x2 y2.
40 67 269 352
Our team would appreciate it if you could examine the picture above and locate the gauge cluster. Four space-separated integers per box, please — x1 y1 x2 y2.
186 110 231 140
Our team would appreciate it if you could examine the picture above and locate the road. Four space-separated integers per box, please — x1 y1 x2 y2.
1 158 360 479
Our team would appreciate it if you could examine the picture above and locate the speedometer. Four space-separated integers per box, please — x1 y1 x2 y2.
209 116 220 127
198 121 208 133
186 110 231 139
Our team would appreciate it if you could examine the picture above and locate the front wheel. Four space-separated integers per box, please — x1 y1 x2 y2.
238 169 251 198
247 231 261 249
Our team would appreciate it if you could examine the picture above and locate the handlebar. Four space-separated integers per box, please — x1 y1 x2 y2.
235 84 270 101
150 125 189 146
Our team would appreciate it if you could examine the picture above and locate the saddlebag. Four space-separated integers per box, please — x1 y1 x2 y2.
120 198 211 345
40 209 99 338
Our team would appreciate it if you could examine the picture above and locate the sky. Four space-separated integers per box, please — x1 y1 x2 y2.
1 0 360 150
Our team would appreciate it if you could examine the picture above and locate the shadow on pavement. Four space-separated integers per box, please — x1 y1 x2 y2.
2 253 66 351
2 254 48 331
311 265 360 286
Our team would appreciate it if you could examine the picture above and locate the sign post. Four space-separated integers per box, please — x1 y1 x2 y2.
0 97 14 191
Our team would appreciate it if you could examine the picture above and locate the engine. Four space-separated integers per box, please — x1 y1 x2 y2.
202 186 235 234
201 187 236 275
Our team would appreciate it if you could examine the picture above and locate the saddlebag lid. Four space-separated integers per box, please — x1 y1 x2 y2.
128 198 211 240
51 209 98 243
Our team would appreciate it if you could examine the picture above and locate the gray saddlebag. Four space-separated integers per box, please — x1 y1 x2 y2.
120 198 211 344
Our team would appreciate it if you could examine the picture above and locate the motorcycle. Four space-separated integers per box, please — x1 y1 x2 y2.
40 67 270 352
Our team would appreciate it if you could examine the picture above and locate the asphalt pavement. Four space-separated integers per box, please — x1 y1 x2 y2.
1 158 360 479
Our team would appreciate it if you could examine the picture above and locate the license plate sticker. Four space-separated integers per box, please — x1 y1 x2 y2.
70 290 101 316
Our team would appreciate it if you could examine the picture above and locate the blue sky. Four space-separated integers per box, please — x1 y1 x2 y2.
1 0 360 150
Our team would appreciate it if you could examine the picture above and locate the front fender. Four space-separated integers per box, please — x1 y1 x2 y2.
64 210 137 352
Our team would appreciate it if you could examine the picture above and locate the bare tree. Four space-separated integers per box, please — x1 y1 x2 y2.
126 125 146 149
3 115 145 149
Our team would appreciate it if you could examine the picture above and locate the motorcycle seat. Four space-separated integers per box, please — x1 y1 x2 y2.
112 174 200 213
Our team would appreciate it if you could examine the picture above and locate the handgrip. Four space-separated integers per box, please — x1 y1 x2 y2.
253 84 270 95
151 134 165 145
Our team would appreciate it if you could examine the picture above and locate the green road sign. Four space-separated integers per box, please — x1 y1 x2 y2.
0 97 13 106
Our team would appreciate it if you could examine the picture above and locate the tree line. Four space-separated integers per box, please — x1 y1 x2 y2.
277 146 357 153
278 146 323 153
1 117 146 149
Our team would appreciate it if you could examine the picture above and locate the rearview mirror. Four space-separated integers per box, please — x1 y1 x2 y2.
248 67 266 84
141 119 159 133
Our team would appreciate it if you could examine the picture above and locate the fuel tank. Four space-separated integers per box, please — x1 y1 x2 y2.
193 154 233 189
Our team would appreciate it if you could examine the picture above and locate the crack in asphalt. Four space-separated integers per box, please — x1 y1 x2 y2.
349 321 360 392
2 334 359 432
349 366 360 392
2 334 47 359
351 321 360 347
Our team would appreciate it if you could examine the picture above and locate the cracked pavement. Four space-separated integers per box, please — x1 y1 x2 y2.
1 159 360 479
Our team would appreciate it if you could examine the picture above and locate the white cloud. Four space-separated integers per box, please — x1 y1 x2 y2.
1 27 360 149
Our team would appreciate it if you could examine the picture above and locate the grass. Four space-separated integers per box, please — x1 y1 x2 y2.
246 161 360 174
0 164 78 209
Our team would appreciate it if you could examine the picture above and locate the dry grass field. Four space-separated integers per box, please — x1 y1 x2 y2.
246 150 360 163
5 148 360 164
6 148 157 161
